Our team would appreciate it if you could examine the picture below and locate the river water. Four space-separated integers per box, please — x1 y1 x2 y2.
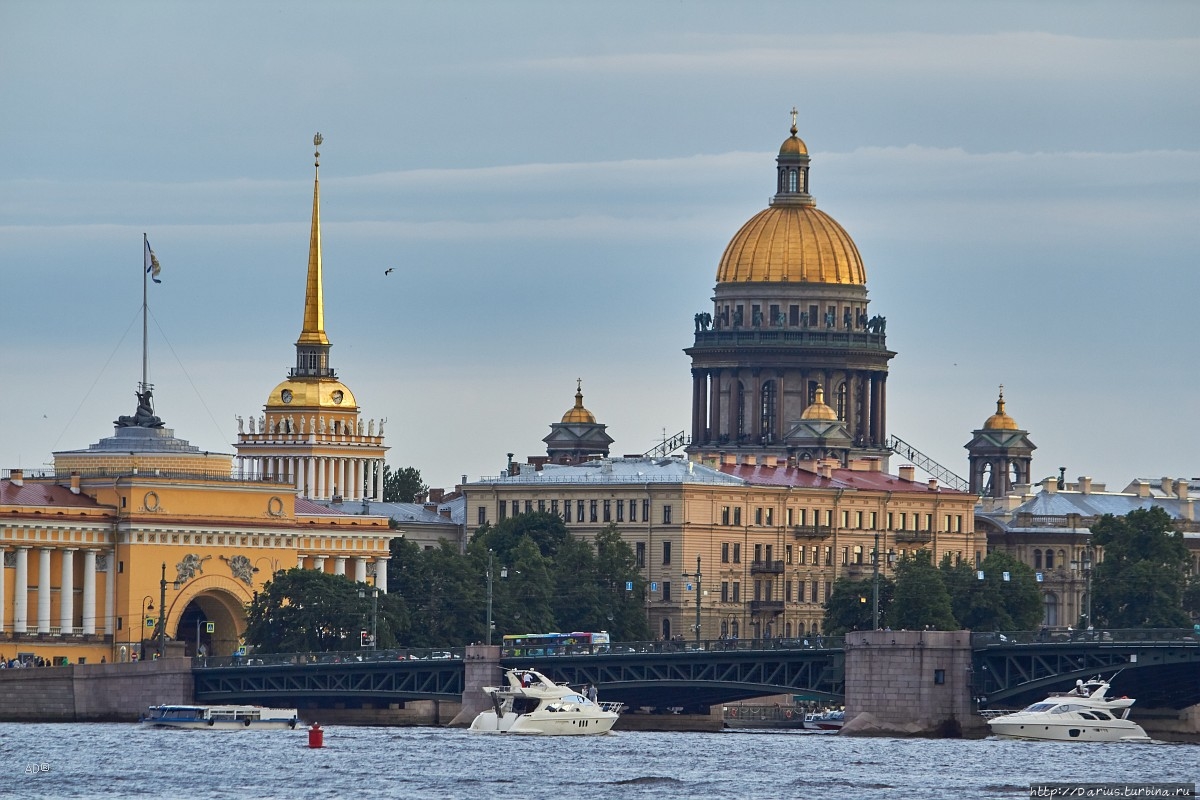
1 723 1194 799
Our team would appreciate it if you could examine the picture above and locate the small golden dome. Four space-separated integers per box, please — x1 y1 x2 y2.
983 388 1018 430
780 129 808 156
266 378 357 410
561 381 596 424
717 205 865 285
800 386 838 421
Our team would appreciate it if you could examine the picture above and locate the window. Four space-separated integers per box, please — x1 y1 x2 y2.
841 547 849 566
855 511 863 529
785 544 793 564
754 580 762 601
786 508 794 526
755 507 763 526
789 304 800 326
1034 549 1043 569
524 500 532 514
754 543 763 562
798 546 806 565
662 505 672 524
1045 550 1055 569
924 513 933 531
512 500 520 518
841 510 850 528
733 507 742 526
732 581 741 602
766 544 773 563
870 511 878 529
576 500 584 522
603 500 611 522
636 541 645 568
798 509 807 526
721 542 730 563
721 581 729 602
477 506 486 525
562 501 570 522
499 503 507 521
825 510 833 527
721 506 730 525
642 500 650 521
823 546 833 566
887 512 894 529
824 581 832 602
537 500 545 513
617 500 624 521
785 580 793 602
810 581 818 603
550 500 559 517
899 513 907 531
733 543 741 563
662 581 672 602
662 541 672 565
765 507 774 526
629 499 637 523
797 580 806 602
590 500 598 523
956 515 963 532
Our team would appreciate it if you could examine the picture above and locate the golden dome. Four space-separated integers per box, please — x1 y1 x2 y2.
780 131 808 156
983 387 1018 430
800 386 838 421
266 378 357 410
561 381 596 424
717 205 866 285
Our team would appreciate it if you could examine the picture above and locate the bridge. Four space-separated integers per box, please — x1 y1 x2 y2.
192 630 1200 714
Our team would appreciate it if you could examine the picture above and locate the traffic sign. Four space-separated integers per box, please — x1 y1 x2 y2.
206 622 215 634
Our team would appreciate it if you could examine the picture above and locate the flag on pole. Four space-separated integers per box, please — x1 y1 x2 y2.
144 236 162 283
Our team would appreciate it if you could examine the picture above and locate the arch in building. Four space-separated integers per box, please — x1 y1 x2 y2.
1043 592 1059 627
163 574 253 657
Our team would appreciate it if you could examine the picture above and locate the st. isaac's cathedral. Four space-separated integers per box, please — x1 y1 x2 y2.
0 135 395 665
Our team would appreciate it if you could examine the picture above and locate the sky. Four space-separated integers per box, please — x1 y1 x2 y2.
1 1 1197 492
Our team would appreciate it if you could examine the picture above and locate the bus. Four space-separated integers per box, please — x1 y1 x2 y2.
501 631 610 657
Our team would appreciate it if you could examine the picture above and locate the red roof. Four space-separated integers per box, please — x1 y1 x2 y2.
718 464 968 494
294 497 349 515
0 479 107 509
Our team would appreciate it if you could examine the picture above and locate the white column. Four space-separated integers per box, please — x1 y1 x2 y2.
376 459 385 501
333 556 346 576
341 459 350 500
306 457 316 497
296 554 308 570
374 557 389 593
354 557 368 584
82 549 97 636
104 549 115 635
38 547 52 633
14 547 29 633
60 547 77 634
313 555 327 573
353 459 363 501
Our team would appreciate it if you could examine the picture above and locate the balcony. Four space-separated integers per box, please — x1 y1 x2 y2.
793 525 835 540
750 559 785 575
894 531 932 544
749 600 784 616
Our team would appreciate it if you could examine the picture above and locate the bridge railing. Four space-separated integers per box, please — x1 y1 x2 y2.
501 636 845 657
194 646 465 668
971 628 1200 647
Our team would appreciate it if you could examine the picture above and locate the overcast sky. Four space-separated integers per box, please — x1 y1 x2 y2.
2 1 1197 492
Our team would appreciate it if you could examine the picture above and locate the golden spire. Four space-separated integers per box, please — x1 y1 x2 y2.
984 384 1018 430
561 378 597 424
297 132 329 346
790 105 798 136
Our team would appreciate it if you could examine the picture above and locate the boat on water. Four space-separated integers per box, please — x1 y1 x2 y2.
803 708 844 731
141 704 301 731
985 677 1151 742
469 668 623 735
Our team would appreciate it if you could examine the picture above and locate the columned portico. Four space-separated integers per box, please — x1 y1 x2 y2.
60 547 77 634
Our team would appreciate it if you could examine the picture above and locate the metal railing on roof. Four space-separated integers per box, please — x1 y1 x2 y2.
888 435 970 493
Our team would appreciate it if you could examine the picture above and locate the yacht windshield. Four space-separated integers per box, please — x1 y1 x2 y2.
1021 702 1057 713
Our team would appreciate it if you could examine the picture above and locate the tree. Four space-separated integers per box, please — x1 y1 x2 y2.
593 525 651 641
244 568 407 653
940 551 1043 631
1091 507 1191 628
383 464 428 502
823 577 892 635
889 550 957 631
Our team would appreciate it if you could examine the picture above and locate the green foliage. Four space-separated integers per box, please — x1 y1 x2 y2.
243 568 407 653
822 576 892 635
940 551 1043 631
1091 507 1191 628
382 464 428 503
889 550 957 631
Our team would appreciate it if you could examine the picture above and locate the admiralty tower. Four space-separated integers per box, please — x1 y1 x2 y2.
685 113 895 467
234 135 388 502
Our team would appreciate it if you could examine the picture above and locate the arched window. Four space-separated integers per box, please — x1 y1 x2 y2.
785 622 792 638
853 545 863 565
1043 592 1059 627
1034 549 1043 570
661 618 671 640
720 620 729 638
731 619 739 639
837 382 848 421
736 382 747 441
1045 550 1055 570
788 169 797 192
760 380 776 443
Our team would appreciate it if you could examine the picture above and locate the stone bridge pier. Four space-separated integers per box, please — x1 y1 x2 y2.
842 629 986 737
448 644 502 727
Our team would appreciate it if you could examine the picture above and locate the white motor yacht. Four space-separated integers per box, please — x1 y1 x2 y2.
986 678 1151 742
469 668 622 735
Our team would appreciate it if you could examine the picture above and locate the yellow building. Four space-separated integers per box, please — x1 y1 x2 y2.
0 135 395 666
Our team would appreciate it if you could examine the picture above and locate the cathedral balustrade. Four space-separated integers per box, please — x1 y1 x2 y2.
691 329 888 350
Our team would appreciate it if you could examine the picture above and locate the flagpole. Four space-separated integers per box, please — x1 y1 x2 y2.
142 232 149 395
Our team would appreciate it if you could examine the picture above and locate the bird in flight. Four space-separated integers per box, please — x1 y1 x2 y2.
384 268 394 275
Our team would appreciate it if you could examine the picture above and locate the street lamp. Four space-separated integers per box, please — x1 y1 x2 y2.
1071 547 1094 628
357 585 379 649
682 555 702 644
871 532 896 631
140 596 154 657
158 563 169 658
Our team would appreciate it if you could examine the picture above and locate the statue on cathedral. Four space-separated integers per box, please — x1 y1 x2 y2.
259 415 265 433
843 308 852 329
248 415 256 434
358 419 365 435
774 311 786 327
732 308 743 328
368 419 375 436
319 416 326 434
115 387 165 429
299 417 306 434
752 309 763 328
309 416 316 433
236 415 244 434
379 417 386 434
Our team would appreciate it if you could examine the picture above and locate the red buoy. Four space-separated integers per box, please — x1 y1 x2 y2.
308 722 324 748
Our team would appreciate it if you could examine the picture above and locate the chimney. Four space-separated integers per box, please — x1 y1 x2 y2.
429 488 445 504
1043 476 1058 494
817 463 832 479
1079 476 1092 494
70 471 81 495
898 465 916 482
927 478 938 491
1177 479 1189 501
10 469 22 487
786 456 797 469
461 474 467 486
1161 477 1174 496
439 508 451 519
763 455 777 468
